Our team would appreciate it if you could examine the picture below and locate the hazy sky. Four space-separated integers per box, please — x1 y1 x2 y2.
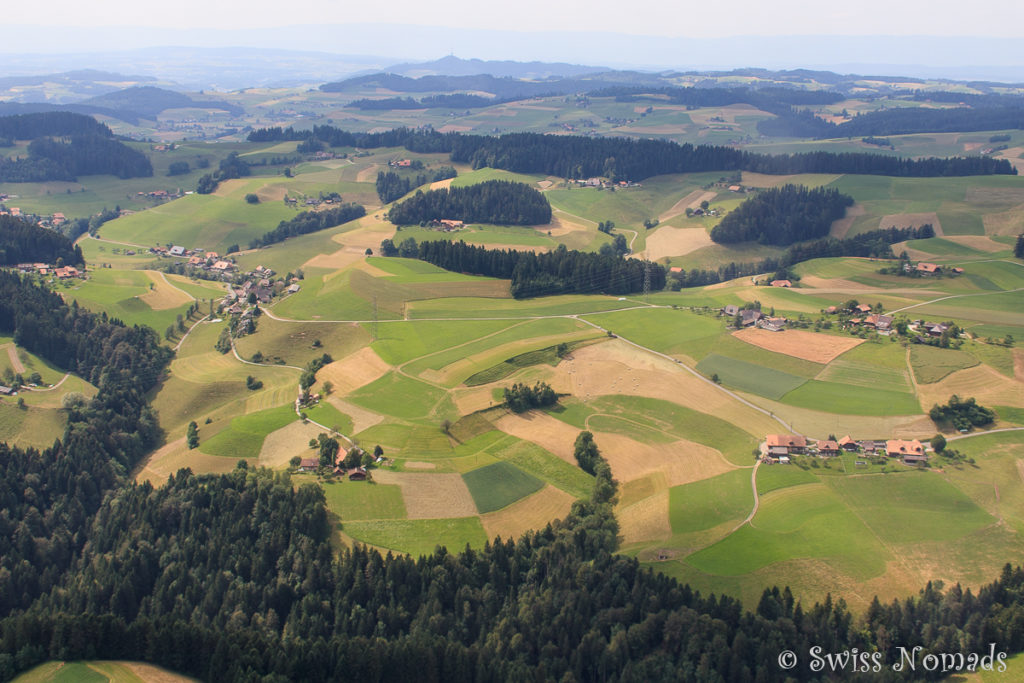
8 0 1024 37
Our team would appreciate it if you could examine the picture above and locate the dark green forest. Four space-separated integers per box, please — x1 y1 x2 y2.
248 125 1016 180
0 215 83 266
388 180 551 226
249 203 366 249
410 239 665 297
0 273 1023 681
710 185 855 245
0 112 152 182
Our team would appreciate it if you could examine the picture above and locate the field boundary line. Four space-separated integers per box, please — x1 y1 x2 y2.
732 459 762 531
174 315 210 351
947 427 1024 442
886 286 1024 315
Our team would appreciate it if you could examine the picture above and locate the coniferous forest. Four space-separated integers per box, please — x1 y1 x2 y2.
387 180 552 226
0 112 152 182
248 203 366 249
412 239 665 297
248 125 1016 181
0 215 84 266
710 185 855 245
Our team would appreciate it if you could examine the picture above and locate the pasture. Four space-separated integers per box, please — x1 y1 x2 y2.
199 404 298 459
462 461 545 513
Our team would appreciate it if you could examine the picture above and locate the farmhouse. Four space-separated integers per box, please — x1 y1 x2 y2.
721 304 739 317
348 467 368 481
298 458 318 472
438 219 464 229
817 439 840 455
765 434 807 455
864 314 893 331
885 439 925 459
739 310 764 327
824 305 838 314
916 262 941 275
168 246 186 257
0 385 15 396
770 279 792 288
854 304 873 314
757 316 787 332
839 435 858 451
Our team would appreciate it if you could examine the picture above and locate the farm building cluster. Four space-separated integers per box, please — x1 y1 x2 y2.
14 263 82 279
719 304 789 332
763 434 928 466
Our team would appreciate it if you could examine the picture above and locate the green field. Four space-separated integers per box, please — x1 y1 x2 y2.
498 439 594 499
462 461 545 513
303 400 354 434
909 344 980 383
586 308 724 358
199 403 298 458
696 353 808 399
755 464 819 495
668 469 753 534
320 479 407 521
347 372 451 421
779 379 922 416
343 517 488 557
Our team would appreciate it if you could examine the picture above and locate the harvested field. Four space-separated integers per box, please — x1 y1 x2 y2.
944 235 1010 252
797 275 877 291
548 211 593 235
879 212 943 236
327 397 383 433
829 204 866 239
916 364 1024 410
645 227 713 260
739 392 936 440
732 327 864 364
371 471 478 519
258 420 323 469
594 432 734 487
1016 349 1024 382
429 177 455 190
982 203 1024 236
480 485 575 541
302 250 364 270
659 190 716 222
436 124 472 133
553 340 781 437
404 461 437 469
356 165 381 182
133 437 244 485
139 272 193 310
322 347 392 394
618 489 672 545
453 386 500 414
494 411 579 462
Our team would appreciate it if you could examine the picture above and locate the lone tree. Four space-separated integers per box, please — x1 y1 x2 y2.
187 421 199 449
318 435 340 468
1015 233 1024 259
930 434 947 453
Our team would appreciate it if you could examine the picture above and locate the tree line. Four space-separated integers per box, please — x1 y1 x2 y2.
410 239 664 298
375 167 457 204
248 124 1016 180
388 180 551 226
248 203 365 249
0 215 83 266
196 152 251 194
349 93 496 110
0 111 112 139
670 224 935 288
710 184 855 245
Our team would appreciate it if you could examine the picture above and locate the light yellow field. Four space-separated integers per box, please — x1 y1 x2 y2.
644 226 713 259
617 488 672 545
320 347 392 394
133 437 245 485
259 420 323 468
829 204 865 239
732 327 864 364
591 431 734 487
494 411 579 462
738 391 935 439
372 470 477 518
480 485 575 540
916 364 1024 412
879 212 943 235
326 396 383 433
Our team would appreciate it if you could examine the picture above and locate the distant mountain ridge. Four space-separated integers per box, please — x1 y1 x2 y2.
379 55 608 79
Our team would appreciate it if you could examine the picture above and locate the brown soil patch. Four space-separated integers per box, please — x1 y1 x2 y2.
880 212 943 236
963 142 983 152
120 662 198 683
829 204 866 239
732 327 863 364
917 364 1024 409
551 339 781 438
436 124 473 133
211 178 247 198
618 489 672 544
404 461 437 469
659 190 715 222
593 431 734 487
257 185 288 202
481 485 575 540
1014 348 1024 383
327 397 383 434
494 411 579 461
139 272 193 310
372 471 477 518
323 347 391 395
536 179 553 189
798 274 875 292
645 226 713 260
258 420 323 469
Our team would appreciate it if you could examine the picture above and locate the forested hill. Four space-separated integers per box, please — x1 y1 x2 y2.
710 185 855 245
0 215 84 265
0 112 153 182
387 180 551 226
248 125 1016 179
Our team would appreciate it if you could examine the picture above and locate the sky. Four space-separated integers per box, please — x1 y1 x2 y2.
7 0 1024 38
